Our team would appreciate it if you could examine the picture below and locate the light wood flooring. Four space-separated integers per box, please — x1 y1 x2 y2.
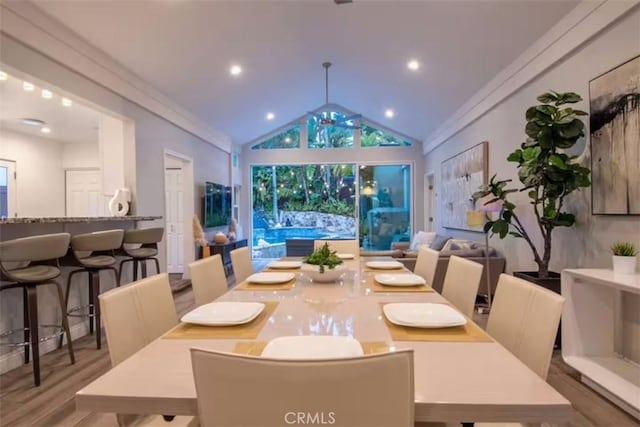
1 276 638 427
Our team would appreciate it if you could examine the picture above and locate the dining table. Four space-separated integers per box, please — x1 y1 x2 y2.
75 257 572 424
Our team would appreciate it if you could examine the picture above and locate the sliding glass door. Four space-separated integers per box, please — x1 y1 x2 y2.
359 164 411 251
251 164 357 259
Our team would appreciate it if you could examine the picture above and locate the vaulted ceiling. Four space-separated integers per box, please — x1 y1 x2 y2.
32 0 579 144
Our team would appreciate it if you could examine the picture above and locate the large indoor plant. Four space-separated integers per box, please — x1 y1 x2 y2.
473 91 591 281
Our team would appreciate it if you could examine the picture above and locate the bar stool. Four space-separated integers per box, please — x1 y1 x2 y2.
0 233 75 386
118 227 164 283
62 229 124 350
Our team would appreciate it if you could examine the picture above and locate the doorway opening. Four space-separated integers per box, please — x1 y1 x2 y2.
0 159 16 218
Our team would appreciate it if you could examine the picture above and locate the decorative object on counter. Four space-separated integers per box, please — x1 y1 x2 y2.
590 55 639 215
228 218 237 242
302 242 345 283
473 91 591 281
192 215 210 257
108 188 131 217
214 232 228 244
611 242 638 274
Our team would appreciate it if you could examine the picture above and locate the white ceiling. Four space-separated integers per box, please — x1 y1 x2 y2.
0 69 100 144
33 0 579 144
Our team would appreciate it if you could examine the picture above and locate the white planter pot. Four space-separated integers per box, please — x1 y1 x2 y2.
301 263 346 283
612 256 637 274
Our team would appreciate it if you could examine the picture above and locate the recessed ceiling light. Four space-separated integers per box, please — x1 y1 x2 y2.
40 127 51 134
407 60 420 71
23 81 35 91
0 71 7 81
61 97 73 107
21 118 45 126
266 112 275 120
385 109 395 118
41 89 53 99
230 64 242 76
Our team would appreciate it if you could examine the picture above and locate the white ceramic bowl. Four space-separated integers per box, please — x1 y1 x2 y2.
301 263 346 283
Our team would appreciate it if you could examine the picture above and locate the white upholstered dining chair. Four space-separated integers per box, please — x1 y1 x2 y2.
418 274 563 427
190 348 415 427
230 246 253 284
188 254 228 307
313 239 360 254
100 273 193 427
486 273 565 380
413 247 439 286
441 255 483 318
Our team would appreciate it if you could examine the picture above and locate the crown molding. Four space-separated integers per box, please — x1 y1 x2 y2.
423 0 640 155
0 0 232 153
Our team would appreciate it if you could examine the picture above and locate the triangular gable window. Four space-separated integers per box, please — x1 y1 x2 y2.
251 125 301 150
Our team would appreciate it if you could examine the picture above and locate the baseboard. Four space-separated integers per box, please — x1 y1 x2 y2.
0 321 90 375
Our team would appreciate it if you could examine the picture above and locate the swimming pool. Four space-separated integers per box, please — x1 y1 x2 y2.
252 226 336 246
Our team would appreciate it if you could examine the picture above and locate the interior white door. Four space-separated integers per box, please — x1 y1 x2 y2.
66 169 102 217
165 168 185 274
0 159 17 218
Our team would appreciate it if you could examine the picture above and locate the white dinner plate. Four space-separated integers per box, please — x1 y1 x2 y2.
181 302 265 326
383 303 467 328
262 336 364 359
336 253 355 260
375 273 426 287
365 260 404 270
267 260 303 269
247 272 296 284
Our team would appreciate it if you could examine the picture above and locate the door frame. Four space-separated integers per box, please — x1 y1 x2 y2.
163 150 194 279
0 159 17 218
424 172 435 232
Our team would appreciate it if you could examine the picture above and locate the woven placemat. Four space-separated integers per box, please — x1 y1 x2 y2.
380 303 492 343
232 340 390 356
163 301 279 340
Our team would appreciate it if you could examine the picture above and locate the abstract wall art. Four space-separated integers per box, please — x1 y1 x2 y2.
441 141 488 231
590 55 640 215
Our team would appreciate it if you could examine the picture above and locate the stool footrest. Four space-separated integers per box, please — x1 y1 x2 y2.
0 325 64 347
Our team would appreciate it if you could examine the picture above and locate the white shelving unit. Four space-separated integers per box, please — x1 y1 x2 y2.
562 269 640 420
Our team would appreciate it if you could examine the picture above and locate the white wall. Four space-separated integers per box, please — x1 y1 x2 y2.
61 142 99 169
424 7 640 273
0 128 65 216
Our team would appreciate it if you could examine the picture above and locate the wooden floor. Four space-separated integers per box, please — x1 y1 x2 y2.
1 279 638 426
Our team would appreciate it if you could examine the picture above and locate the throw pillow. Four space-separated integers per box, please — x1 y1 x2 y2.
429 235 451 251
409 231 436 251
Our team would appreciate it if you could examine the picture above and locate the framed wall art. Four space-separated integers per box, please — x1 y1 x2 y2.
441 141 488 231
590 55 639 215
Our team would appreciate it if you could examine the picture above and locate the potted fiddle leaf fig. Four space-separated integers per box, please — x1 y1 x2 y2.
473 91 591 287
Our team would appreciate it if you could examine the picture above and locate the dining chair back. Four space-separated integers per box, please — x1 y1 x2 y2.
100 274 192 427
188 254 228 307
100 273 178 366
313 239 359 255
190 348 414 427
487 273 565 379
230 246 253 284
413 247 439 286
441 255 483 318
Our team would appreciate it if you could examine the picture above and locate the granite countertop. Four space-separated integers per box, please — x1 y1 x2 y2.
0 216 162 224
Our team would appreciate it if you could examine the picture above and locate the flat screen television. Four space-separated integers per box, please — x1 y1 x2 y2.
204 182 232 228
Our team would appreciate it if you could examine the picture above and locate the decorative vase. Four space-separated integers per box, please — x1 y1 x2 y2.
108 188 131 216
301 263 346 283
214 232 228 244
612 256 637 274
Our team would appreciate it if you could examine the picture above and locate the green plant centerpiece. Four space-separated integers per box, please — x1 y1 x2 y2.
304 243 343 273
473 91 591 279
611 242 638 257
